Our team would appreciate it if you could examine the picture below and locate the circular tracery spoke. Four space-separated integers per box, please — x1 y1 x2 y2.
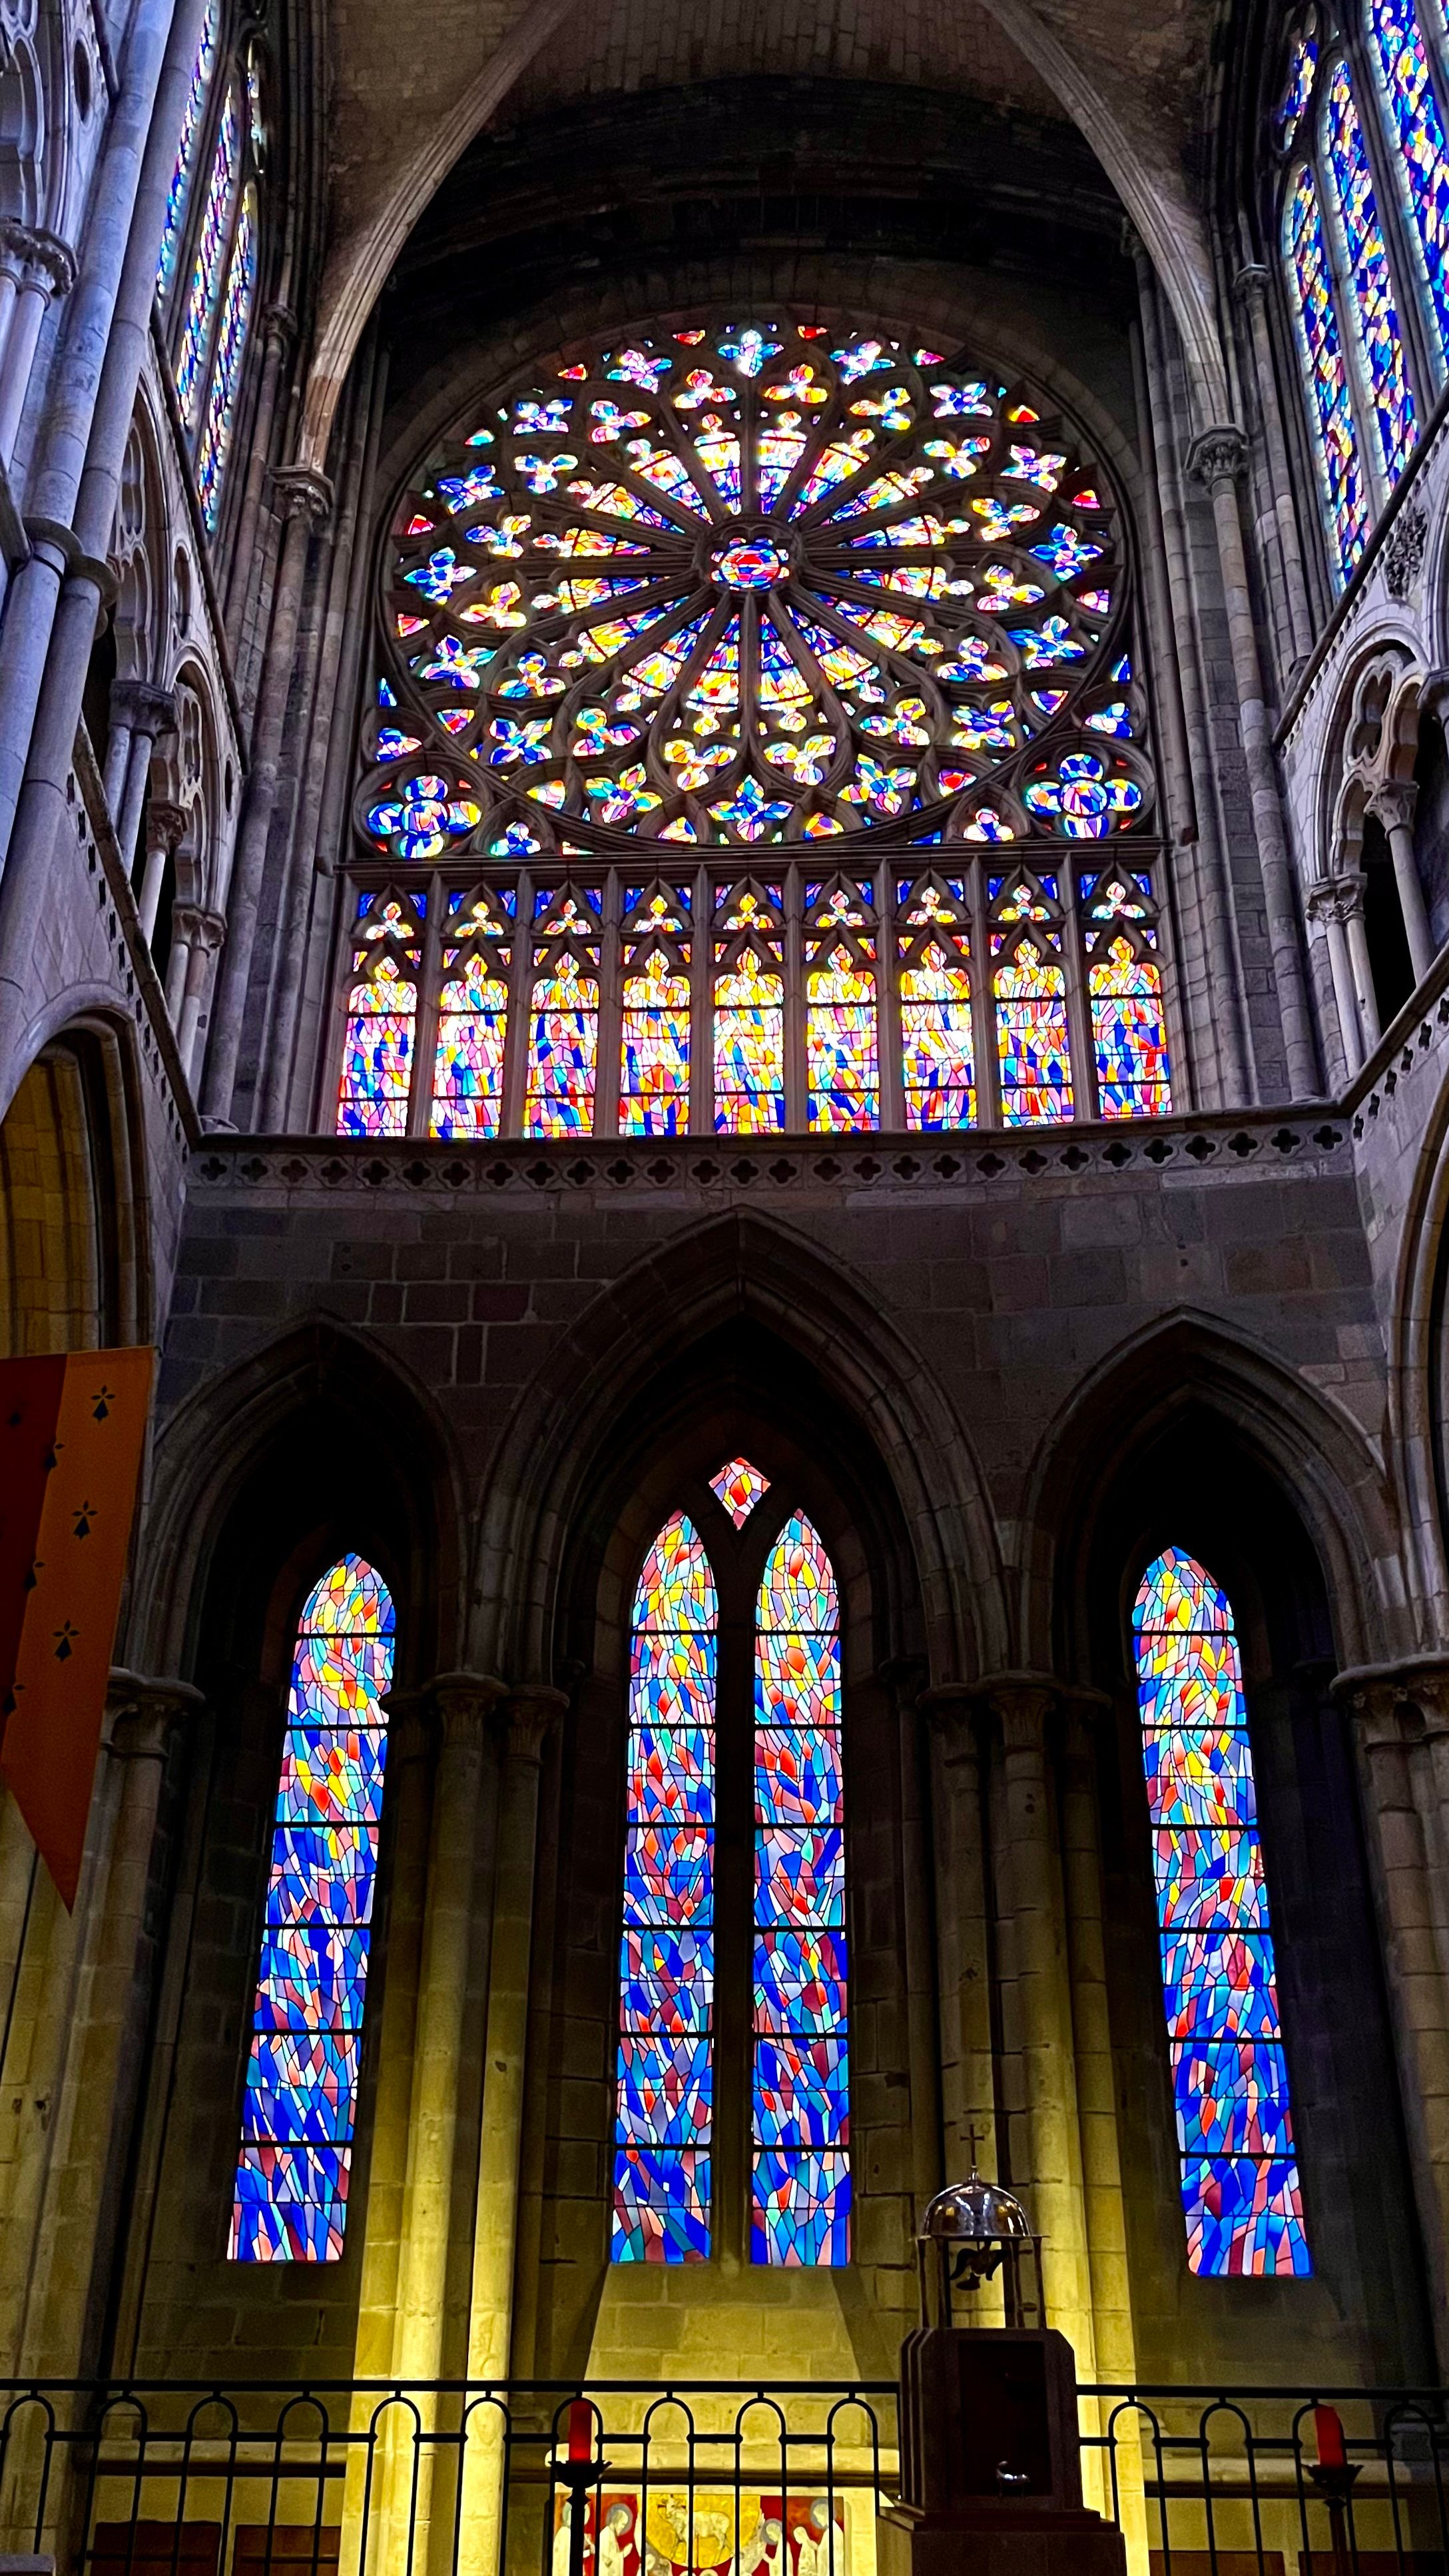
364 316 1153 855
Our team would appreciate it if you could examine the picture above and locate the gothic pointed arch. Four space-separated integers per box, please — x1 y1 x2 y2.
1019 1304 1402 1678
467 1208 1007 1684
134 1317 469 1682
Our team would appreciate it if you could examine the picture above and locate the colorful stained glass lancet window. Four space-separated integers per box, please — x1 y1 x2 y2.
1284 161 1371 581
994 937 1073 1122
156 0 218 300
1089 935 1172 1118
1322 60 1418 482
620 950 691 1135
337 898 420 1138
715 951 786 1131
807 950 878 1131
753 1514 850 2264
1366 0 1449 374
174 79 240 430
613 1512 717 2260
1132 1549 1310 2278
231 1554 395 2262
195 180 257 533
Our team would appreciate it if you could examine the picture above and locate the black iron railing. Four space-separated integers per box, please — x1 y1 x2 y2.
0 2379 1444 2576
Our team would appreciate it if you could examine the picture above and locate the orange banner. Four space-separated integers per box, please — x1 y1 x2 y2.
0 1349 154 1907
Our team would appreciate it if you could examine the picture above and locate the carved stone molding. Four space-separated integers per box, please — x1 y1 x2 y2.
1306 870 1368 928
1369 780 1420 836
270 464 334 529
1186 423 1249 487
111 681 177 742
501 1682 569 1764
106 1668 203 1764
1384 503 1428 603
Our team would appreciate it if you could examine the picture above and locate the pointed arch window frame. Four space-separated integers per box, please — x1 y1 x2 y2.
158 6 267 543
611 1482 852 2270
1273 5 1449 587
1131 1545 1311 2279
230 1550 396 2264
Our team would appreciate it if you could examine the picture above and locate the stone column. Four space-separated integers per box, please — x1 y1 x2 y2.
1369 782 1436 991
393 1674 503 2382
381 1674 503 2576
985 1675 1097 2380
21 1674 199 2378
339 1695 438 2576
135 791 185 946
202 468 332 1125
461 1686 566 2576
1306 875 1374 1076
1233 265 1316 670
172 908 226 1082
1059 1694 1141 2537
113 686 176 883
1187 424 1318 1102
921 1686 999 2186
1335 1661 1449 2369
0 225 75 469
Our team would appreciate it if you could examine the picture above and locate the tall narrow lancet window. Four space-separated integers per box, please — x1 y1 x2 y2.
195 180 257 532
1284 161 1372 580
1366 0 1449 368
613 1512 717 2260
1321 61 1419 480
174 78 240 430
753 1514 850 2264
1133 1549 1310 2278
231 1555 395 2262
156 0 218 300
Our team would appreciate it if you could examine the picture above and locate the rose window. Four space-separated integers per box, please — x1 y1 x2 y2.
364 316 1153 855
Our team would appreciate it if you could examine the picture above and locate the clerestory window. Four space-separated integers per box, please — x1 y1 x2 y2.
157 6 265 536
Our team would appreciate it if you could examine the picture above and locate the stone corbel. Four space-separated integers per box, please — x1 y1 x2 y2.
105 1668 203 1766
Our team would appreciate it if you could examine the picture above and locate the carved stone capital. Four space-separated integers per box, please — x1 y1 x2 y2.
191 906 227 954
501 1682 569 1764
430 1668 507 1750
145 798 188 858
1233 262 1271 304
975 1670 1059 1746
111 679 177 743
1333 1656 1449 1760
0 220 76 295
1186 422 1249 487
262 300 299 352
106 1668 203 1763
270 464 333 530
1368 780 1419 836
1306 869 1368 928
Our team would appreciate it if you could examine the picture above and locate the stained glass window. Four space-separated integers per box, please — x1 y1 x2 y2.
714 882 788 1131
231 1554 395 2262
431 895 511 1139
374 319 1145 856
194 180 257 533
621 886 692 1134
336 892 424 1139
174 79 240 430
753 1514 850 2265
1088 938 1171 1118
1133 1549 1310 2278
710 1456 770 1526
521 888 602 1137
898 874 976 1129
994 935 1073 1123
1284 161 1371 581
156 0 218 300
613 1512 717 2261
1322 62 1418 482
1366 0 1449 372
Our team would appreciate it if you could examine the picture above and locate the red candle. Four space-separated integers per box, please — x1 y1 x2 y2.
1314 2407 1347 2469
568 2399 593 2463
